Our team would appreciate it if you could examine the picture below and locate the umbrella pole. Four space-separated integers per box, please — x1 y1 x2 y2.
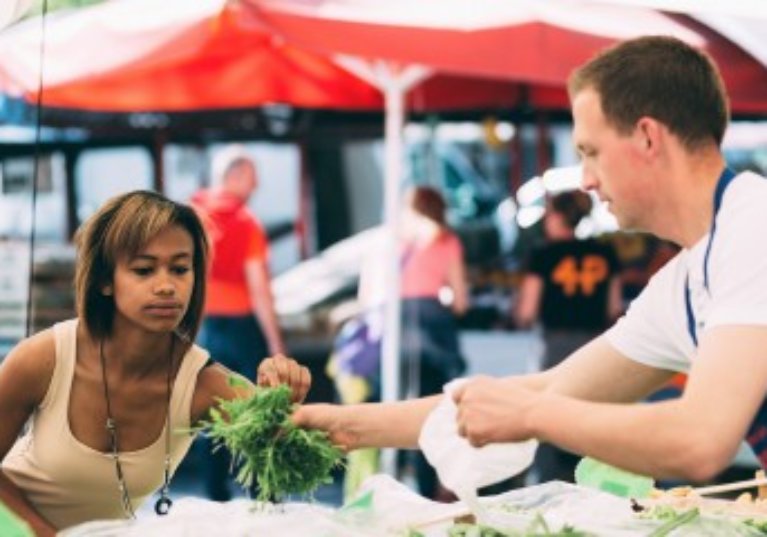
333 56 431 477
379 76 405 477
378 63 431 478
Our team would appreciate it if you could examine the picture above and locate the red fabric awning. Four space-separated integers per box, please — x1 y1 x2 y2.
0 0 546 114
0 0 383 111
2 0 764 115
245 0 767 115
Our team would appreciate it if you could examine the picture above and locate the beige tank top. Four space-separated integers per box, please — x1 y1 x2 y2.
1 319 210 530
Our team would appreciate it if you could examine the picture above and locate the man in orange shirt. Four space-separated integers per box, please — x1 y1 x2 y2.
191 145 285 500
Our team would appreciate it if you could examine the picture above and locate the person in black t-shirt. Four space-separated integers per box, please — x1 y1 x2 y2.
514 190 623 482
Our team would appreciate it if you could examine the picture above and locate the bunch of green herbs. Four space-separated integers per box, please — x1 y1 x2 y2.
197 378 343 502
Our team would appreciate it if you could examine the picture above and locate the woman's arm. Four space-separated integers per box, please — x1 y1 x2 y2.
513 274 544 329
607 275 624 322
446 254 469 315
0 332 58 536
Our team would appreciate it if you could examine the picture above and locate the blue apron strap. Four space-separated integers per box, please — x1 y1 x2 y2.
685 167 736 347
703 167 736 290
684 275 698 346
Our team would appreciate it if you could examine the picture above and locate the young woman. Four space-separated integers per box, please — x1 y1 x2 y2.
0 191 310 535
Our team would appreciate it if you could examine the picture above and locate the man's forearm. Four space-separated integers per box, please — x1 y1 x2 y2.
527 393 730 481
347 396 442 449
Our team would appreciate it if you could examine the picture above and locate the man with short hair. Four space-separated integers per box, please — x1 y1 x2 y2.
294 35 767 483
192 145 285 500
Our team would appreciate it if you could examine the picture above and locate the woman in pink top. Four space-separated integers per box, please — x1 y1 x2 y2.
399 186 469 499
334 187 468 501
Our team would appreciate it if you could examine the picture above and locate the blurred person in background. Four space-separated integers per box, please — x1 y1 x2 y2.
332 186 468 501
514 190 622 482
191 145 285 501
364 186 469 500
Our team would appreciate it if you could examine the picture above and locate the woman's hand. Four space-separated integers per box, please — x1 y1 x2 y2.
257 354 312 403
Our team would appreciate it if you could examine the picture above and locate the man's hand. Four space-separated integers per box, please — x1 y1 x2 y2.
257 354 311 403
292 404 358 451
452 375 539 447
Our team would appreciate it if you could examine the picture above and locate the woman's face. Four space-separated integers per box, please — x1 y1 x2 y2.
544 206 570 240
109 225 195 334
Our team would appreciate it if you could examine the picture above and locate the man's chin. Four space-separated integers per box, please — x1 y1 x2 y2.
616 218 648 234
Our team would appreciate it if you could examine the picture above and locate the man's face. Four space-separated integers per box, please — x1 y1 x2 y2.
227 160 258 201
571 88 652 231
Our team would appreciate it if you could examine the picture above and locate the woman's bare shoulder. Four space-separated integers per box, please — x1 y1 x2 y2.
0 328 57 408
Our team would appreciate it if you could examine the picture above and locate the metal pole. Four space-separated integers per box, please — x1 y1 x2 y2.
378 75 405 477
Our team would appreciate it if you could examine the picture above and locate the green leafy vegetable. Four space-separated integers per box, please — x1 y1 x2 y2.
647 507 699 537
744 518 767 535
636 505 679 521
197 381 344 502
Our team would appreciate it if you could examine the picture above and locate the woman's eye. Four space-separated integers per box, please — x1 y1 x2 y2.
172 266 191 275
132 267 153 276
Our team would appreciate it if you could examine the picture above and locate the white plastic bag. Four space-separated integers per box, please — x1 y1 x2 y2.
418 378 538 513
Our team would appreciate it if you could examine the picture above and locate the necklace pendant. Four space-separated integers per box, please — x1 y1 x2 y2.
155 496 173 515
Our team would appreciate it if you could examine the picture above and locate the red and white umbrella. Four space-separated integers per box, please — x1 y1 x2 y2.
0 0 554 114
0 0 382 111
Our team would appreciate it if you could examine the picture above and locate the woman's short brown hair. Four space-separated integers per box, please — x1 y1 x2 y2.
73 190 209 341
549 190 593 230
407 186 447 227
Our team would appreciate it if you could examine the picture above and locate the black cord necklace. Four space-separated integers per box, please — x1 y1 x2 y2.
99 337 175 518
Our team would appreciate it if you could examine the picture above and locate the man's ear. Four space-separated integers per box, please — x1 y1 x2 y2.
635 117 662 158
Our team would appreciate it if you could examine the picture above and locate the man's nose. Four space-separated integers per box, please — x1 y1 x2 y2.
580 168 598 191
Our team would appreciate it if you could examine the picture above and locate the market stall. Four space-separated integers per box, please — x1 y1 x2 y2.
55 475 767 537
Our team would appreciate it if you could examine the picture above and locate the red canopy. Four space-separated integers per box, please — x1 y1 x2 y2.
0 0 549 114
246 0 767 115
0 0 383 111
2 1 765 115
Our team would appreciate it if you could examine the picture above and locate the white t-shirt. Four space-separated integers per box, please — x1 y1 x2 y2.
606 170 767 370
